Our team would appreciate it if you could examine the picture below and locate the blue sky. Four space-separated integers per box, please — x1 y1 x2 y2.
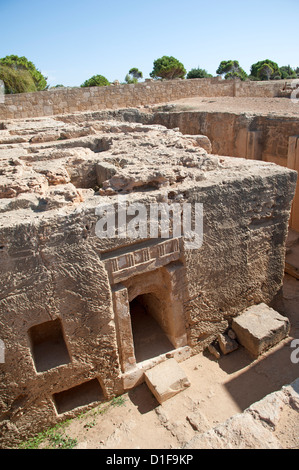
0 0 298 87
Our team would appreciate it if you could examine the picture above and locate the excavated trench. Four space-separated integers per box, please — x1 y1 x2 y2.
67 106 299 230
58 106 299 164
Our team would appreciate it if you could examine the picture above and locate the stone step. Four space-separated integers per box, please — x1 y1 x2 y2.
144 358 191 404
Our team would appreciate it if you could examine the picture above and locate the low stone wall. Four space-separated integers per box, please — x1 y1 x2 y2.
0 78 289 121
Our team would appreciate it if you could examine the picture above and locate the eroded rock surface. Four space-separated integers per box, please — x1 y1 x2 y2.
184 379 299 449
0 117 214 205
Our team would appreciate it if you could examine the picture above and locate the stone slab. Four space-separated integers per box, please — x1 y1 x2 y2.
185 411 282 449
144 358 190 404
232 303 290 357
217 333 238 355
185 378 299 450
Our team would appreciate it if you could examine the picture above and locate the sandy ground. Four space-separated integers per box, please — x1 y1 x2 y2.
165 96 299 117
36 271 299 450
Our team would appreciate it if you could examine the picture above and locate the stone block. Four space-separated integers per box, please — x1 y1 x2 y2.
183 134 212 153
208 343 221 359
144 358 190 404
232 303 290 357
217 333 238 355
96 161 117 185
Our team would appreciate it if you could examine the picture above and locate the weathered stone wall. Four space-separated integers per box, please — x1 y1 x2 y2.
233 80 290 98
0 164 296 447
288 136 299 231
140 110 299 231
147 111 299 166
0 78 289 120
0 208 123 444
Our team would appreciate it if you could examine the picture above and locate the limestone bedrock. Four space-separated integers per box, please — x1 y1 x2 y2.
0 112 297 447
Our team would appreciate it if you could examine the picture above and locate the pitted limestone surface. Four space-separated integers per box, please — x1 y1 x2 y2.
0 111 297 447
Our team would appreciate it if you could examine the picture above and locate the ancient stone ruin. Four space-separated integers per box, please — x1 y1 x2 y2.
0 81 298 448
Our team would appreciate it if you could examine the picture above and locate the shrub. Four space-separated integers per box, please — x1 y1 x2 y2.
187 68 212 79
81 75 110 87
0 65 37 94
0 55 47 91
280 65 297 79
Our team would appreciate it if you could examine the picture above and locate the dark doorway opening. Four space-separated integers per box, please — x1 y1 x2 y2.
129 294 174 363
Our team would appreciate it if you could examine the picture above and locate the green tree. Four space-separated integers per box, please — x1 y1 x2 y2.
187 68 212 79
125 67 143 84
150 56 186 80
257 63 274 81
216 60 247 81
81 75 110 87
0 55 48 93
280 65 297 79
225 69 248 81
296 67 299 77
0 65 37 94
250 60 281 80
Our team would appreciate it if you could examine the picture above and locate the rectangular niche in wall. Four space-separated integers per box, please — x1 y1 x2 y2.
53 378 104 415
28 318 71 373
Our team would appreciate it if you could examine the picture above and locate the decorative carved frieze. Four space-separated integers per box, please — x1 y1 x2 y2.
102 238 182 284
